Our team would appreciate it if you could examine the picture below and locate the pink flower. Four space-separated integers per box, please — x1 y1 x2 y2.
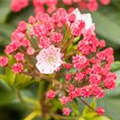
14 52 24 62
78 34 99 55
27 47 35 55
59 96 69 105
47 90 56 99
63 63 72 70
11 0 29 12
21 39 30 47
39 37 51 48
17 21 27 32
36 45 63 74
73 55 89 70
74 72 85 81
63 107 71 116
47 6 57 14
71 20 85 37
28 16 36 24
11 29 25 42
51 32 63 43
99 40 106 48
100 0 111 5
12 63 23 73
104 80 116 90
0 56 8 67
68 13 76 23
89 74 101 85
63 0 72 5
87 0 98 12
97 107 105 115
65 74 72 81
5 41 20 54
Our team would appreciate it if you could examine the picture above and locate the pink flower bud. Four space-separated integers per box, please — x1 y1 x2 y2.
99 40 106 48
12 63 23 73
100 0 110 5
14 52 24 62
47 90 56 99
0 56 8 67
97 107 105 115
63 107 71 116
65 74 72 81
17 21 27 32
28 16 36 24
59 96 69 105
27 47 35 55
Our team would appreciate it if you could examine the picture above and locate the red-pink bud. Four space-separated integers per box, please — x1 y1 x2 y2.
47 90 56 99
97 107 105 115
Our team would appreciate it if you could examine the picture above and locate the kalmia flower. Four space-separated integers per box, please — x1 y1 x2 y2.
36 45 63 74
0 8 116 116
27 47 35 55
11 0 29 12
12 63 24 73
73 55 89 70
59 96 69 105
0 56 8 67
97 107 105 115
63 107 71 116
14 52 24 62
47 90 56 99
11 0 111 13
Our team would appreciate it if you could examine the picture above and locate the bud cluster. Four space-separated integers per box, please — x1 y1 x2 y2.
0 8 116 116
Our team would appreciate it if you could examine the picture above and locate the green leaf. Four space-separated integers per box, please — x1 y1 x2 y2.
0 0 11 23
0 24 15 37
0 74 6 81
88 116 111 120
97 96 120 120
5 68 16 86
92 11 120 48
15 73 33 88
111 61 120 72
110 61 120 86
115 70 120 86
83 98 96 114
73 36 81 43
82 98 97 118
78 117 86 120
23 110 41 120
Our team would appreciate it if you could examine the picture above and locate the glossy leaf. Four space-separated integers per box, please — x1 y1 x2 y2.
88 116 111 120
92 11 120 48
78 117 86 120
5 68 16 86
0 0 11 23
111 61 120 72
15 73 33 88
83 98 96 115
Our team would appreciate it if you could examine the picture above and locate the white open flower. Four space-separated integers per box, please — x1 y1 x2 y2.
36 45 63 74
70 8 94 30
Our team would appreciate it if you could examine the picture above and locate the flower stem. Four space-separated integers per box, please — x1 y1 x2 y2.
79 98 97 113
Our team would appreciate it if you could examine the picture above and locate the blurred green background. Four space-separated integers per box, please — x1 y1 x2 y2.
0 0 120 120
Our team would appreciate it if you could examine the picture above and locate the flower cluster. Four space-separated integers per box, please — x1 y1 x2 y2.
0 8 116 116
11 0 111 13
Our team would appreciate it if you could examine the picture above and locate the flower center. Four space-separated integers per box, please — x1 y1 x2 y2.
48 56 56 64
